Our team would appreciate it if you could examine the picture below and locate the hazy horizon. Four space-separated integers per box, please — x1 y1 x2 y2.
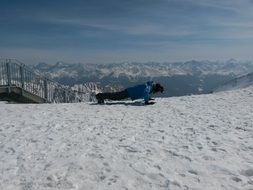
1 56 252 66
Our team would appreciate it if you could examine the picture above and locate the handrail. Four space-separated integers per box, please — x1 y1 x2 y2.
0 58 81 103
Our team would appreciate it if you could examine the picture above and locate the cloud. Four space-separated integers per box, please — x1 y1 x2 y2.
1 0 253 63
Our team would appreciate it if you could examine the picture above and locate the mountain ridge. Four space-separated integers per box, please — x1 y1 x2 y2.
33 59 253 97
34 59 253 79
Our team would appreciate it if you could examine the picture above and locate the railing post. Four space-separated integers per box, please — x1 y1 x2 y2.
64 89 68 103
20 64 24 89
6 59 11 93
44 78 48 102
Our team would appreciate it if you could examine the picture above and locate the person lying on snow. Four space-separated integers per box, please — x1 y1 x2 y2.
95 81 164 104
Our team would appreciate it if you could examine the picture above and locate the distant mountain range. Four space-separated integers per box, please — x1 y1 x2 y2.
34 59 253 97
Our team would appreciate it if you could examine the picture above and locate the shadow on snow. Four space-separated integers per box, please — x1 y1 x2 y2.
90 101 148 106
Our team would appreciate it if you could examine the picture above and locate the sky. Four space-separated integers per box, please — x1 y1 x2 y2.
1 0 253 64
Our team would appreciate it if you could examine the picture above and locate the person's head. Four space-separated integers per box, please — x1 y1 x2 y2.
153 83 164 94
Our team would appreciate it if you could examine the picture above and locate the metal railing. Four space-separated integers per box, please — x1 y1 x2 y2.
0 58 81 103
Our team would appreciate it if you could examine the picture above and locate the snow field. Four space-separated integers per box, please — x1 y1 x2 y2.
0 87 253 190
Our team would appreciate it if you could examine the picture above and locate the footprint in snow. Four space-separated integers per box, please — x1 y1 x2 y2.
241 168 253 177
103 162 111 173
231 176 242 182
202 155 215 161
108 175 119 185
188 169 198 175
248 180 253 185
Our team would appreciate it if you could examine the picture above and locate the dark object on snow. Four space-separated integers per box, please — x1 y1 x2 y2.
96 90 128 104
153 83 164 93
95 81 164 104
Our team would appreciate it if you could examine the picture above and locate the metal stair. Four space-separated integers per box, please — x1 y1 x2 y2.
0 58 81 103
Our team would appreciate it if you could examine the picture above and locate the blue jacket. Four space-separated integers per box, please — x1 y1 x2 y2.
126 81 154 103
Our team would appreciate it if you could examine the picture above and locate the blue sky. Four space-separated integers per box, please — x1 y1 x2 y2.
1 0 253 64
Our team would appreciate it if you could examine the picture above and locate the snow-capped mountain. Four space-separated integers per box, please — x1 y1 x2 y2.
35 59 253 80
34 60 253 97
71 82 102 102
1 86 253 189
72 82 102 94
214 72 253 92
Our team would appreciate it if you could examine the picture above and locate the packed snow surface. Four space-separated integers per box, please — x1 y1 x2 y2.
1 87 253 190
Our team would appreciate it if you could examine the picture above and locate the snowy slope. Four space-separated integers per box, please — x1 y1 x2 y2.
215 72 253 92
1 87 253 190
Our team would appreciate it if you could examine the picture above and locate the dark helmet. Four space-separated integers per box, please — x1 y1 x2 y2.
153 83 164 93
